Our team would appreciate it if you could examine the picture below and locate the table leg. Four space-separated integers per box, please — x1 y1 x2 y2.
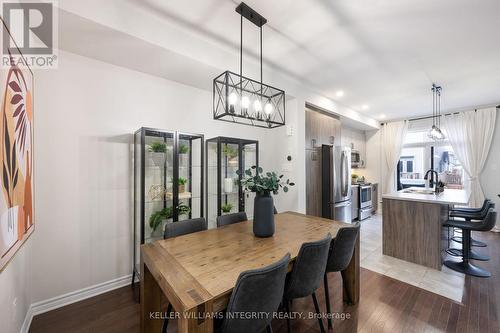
341 235 360 305
177 302 214 333
141 259 162 332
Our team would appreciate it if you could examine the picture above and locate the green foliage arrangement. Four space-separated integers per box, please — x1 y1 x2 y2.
149 141 166 153
221 203 233 213
178 177 188 185
237 166 295 195
222 144 238 159
179 144 189 154
149 203 191 232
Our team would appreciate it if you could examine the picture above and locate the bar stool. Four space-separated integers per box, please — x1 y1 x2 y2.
446 200 495 260
443 208 497 278
449 200 494 248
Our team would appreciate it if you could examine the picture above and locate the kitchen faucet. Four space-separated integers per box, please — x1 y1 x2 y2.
424 169 439 189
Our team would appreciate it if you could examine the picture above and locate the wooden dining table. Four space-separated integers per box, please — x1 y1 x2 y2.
140 211 360 332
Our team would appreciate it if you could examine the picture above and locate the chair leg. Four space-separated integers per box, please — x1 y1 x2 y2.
285 300 291 333
162 303 173 333
444 229 491 278
266 324 273 333
323 274 333 330
312 292 326 333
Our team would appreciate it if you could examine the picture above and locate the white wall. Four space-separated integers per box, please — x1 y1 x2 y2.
0 242 32 333
481 108 500 230
26 50 299 304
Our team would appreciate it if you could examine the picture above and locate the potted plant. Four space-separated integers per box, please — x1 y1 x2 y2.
222 144 238 167
221 203 233 215
149 203 191 237
237 166 294 237
148 141 166 167
178 177 188 193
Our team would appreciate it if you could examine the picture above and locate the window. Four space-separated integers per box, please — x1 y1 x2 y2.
407 160 413 173
397 120 464 190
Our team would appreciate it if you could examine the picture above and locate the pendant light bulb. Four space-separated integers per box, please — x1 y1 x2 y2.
241 96 250 109
264 102 273 115
253 99 262 112
228 92 238 106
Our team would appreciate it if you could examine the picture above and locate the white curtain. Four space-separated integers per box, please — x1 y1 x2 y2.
443 108 497 208
381 120 408 194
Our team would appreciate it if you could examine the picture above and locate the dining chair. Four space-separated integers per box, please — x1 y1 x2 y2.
162 217 207 333
323 224 360 330
217 211 248 227
164 217 207 239
217 254 291 333
283 234 332 333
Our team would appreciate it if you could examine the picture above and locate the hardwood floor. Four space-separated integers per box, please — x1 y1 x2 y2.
30 231 500 333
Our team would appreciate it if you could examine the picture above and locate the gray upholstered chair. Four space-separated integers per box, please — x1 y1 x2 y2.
217 211 248 227
283 234 332 333
323 224 360 330
164 217 207 239
162 217 207 333
218 254 291 333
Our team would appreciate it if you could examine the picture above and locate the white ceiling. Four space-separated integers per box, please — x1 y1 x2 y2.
125 0 500 120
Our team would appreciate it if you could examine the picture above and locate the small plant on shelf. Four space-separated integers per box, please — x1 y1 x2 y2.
221 203 233 214
179 144 189 154
148 141 166 153
149 203 191 233
222 144 238 159
178 177 188 193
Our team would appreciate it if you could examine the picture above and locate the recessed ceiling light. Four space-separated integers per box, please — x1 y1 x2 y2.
336 90 344 97
361 104 370 110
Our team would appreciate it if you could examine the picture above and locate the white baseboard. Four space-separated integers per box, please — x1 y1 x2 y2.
21 274 133 333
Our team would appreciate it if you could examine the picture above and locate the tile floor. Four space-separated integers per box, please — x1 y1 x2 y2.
359 213 465 303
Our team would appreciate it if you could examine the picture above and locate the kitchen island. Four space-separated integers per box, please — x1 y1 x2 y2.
382 188 469 270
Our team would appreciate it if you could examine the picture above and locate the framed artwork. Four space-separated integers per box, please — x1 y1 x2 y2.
0 18 34 272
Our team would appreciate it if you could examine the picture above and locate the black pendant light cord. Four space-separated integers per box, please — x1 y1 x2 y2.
240 12 243 93
432 85 435 127
438 87 441 128
260 26 263 85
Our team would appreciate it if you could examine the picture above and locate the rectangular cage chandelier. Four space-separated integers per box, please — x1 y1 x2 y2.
213 2 285 129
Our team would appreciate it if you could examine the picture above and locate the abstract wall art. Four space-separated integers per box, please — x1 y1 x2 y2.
0 18 34 272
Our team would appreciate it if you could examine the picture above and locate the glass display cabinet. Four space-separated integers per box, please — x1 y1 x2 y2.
132 127 203 284
206 137 259 229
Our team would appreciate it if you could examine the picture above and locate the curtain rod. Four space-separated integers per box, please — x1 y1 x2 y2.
407 112 459 122
407 105 499 122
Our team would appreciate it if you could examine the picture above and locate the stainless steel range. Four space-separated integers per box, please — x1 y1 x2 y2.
359 184 373 220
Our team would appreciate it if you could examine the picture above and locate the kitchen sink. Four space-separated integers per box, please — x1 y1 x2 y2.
401 187 437 195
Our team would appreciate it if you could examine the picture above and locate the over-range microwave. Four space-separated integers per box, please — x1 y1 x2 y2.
351 150 365 168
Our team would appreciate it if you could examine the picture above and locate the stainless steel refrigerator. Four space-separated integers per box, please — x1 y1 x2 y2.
321 145 352 223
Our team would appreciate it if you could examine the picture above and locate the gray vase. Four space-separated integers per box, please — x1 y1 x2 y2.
253 192 275 237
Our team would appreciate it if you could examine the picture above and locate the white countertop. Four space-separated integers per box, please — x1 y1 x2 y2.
382 188 470 206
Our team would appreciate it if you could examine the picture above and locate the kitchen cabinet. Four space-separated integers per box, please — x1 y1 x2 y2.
305 109 341 148
372 183 378 214
341 126 366 168
351 185 359 221
305 148 322 217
